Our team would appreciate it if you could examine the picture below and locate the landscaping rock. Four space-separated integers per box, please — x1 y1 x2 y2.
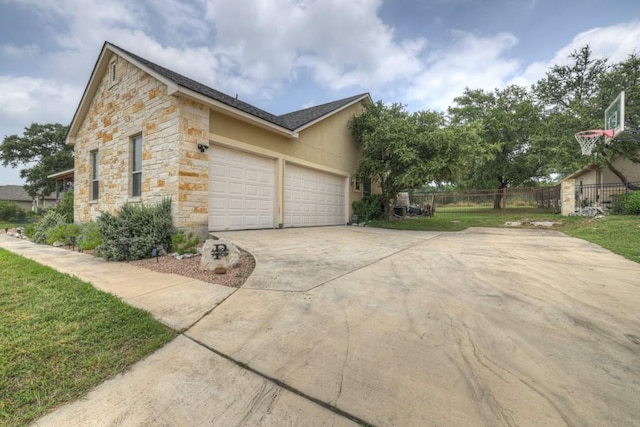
505 221 522 227
530 221 555 227
214 266 227 275
200 238 240 272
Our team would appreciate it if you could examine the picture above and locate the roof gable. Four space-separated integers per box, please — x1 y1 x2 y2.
67 41 371 142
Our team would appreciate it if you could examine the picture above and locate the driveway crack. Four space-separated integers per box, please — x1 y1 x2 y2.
183 334 373 426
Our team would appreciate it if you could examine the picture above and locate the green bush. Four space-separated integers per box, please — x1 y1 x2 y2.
46 223 80 245
611 191 640 215
97 198 174 261
0 201 26 222
54 191 74 223
29 210 68 244
352 194 385 222
78 221 103 251
171 230 200 255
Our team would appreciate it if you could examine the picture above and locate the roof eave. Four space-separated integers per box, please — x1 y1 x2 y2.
66 42 113 145
47 168 75 180
176 86 299 139
67 42 298 142
564 164 599 180
293 93 372 133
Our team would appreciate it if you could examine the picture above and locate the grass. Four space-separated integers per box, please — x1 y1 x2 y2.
369 213 640 263
0 249 177 426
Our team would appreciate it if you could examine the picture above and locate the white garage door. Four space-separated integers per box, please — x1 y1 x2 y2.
284 163 346 227
209 146 275 231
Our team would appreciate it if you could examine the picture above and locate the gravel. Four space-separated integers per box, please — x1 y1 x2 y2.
129 249 256 288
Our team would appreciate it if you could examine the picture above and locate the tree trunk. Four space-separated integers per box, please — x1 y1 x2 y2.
493 193 502 209
607 161 640 190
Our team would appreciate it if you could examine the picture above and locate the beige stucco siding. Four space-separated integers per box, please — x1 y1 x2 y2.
209 103 365 224
601 157 640 183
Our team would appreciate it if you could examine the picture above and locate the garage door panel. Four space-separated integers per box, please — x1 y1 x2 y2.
284 164 345 228
209 146 275 231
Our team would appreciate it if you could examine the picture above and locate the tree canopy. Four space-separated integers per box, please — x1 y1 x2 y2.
449 85 544 192
349 101 480 218
0 123 73 199
352 44 640 206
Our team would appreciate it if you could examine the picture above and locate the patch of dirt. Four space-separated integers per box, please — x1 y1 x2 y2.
129 249 256 288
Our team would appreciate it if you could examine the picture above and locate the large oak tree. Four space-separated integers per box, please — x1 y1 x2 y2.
1 123 73 199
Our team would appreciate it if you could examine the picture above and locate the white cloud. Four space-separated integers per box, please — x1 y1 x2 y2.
402 31 520 111
0 76 80 135
0 43 40 58
511 21 640 87
202 0 426 96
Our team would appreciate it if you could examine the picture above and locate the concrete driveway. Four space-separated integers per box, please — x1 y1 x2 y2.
32 226 640 426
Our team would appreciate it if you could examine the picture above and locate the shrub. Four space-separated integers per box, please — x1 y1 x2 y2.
0 201 26 222
171 230 200 255
97 198 174 261
29 210 68 244
46 223 81 245
54 191 74 223
78 222 103 251
611 191 640 215
352 194 385 222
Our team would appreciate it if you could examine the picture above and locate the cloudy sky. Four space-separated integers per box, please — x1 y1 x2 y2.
1 0 639 184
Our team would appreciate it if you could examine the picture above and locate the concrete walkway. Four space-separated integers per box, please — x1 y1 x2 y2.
0 235 234 330
3 226 640 426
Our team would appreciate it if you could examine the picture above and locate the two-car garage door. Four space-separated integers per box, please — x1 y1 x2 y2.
209 146 346 231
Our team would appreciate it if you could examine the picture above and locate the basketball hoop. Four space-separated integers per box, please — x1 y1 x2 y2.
574 129 614 155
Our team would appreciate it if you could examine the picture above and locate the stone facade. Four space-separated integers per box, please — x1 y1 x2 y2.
74 53 210 235
561 179 575 216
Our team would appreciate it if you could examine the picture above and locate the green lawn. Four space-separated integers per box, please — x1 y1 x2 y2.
369 213 640 263
0 249 177 427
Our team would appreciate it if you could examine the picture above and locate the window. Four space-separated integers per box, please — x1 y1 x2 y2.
354 177 362 192
110 60 117 83
363 178 372 197
91 150 99 200
132 135 142 197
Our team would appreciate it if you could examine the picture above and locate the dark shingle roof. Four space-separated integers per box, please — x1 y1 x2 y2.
278 94 370 129
0 185 31 202
110 43 368 132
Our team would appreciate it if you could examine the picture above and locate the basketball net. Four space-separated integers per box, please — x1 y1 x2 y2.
574 129 615 155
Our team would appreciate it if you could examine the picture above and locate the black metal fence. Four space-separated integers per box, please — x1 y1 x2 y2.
576 181 639 212
408 186 561 215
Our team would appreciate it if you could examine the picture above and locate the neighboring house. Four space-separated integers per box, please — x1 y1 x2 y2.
48 168 75 201
560 157 640 215
67 42 371 236
0 185 56 211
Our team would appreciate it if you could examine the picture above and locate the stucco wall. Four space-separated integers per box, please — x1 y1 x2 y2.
601 157 640 183
209 102 366 218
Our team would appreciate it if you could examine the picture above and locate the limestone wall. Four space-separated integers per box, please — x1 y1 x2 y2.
561 179 576 216
74 53 210 234
175 98 210 236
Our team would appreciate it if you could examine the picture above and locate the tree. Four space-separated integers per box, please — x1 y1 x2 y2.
0 123 73 199
533 45 610 175
448 85 544 207
594 52 640 187
533 46 640 187
349 101 479 219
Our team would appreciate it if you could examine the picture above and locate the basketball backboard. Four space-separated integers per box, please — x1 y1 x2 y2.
604 91 625 144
